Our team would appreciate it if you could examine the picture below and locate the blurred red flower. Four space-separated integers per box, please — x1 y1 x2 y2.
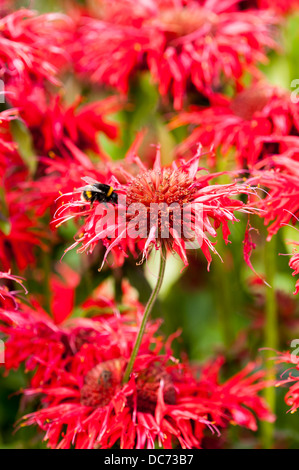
0 278 274 448
72 0 278 109
19 353 274 449
251 156 299 238
289 249 299 295
272 350 299 414
170 83 299 168
0 270 27 310
0 9 73 87
6 86 120 160
245 0 299 14
0 195 50 271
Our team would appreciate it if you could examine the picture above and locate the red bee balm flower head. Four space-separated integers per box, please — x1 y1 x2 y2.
289 248 299 295
0 9 73 87
272 350 299 415
6 87 120 160
0 277 274 448
251 156 299 239
18 352 274 449
171 83 299 168
54 145 259 270
72 0 278 109
0 271 27 310
0 300 273 449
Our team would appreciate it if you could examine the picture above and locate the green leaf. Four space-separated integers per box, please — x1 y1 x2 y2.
10 120 37 176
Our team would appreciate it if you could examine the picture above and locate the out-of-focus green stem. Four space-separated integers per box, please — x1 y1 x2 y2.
213 238 234 348
213 151 235 348
122 244 167 384
42 250 51 313
261 235 278 449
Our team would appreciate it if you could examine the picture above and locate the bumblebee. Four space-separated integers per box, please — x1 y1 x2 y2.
80 177 118 205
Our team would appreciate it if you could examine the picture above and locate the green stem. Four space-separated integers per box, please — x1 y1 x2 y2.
122 244 167 384
213 151 235 348
212 237 235 348
261 235 278 449
42 250 51 313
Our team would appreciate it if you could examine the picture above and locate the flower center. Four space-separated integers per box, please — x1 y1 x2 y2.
80 359 124 407
154 7 212 38
132 362 176 414
126 168 198 242
80 359 176 413
230 86 273 121
126 168 196 207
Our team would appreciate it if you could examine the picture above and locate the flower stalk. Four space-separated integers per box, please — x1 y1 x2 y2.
122 243 167 384
261 235 278 449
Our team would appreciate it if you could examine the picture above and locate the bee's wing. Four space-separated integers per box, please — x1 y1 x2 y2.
81 176 99 185
80 184 105 194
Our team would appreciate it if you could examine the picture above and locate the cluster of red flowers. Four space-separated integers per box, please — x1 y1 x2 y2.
0 274 274 449
71 0 279 110
0 0 298 450
171 83 299 168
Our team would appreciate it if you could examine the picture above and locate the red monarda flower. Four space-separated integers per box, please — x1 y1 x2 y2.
289 248 299 295
0 281 274 448
7 87 120 160
0 9 73 86
18 353 274 449
0 108 19 156
170 83 299 168
0 130 52 272
0 108 23 186
0 274 147 384
72 0 278 109
54 145 258 270
19 144 117 219
0 271 27 310
0 197 50 271
271 350 299 414
245 0 299 14
251 156 299 238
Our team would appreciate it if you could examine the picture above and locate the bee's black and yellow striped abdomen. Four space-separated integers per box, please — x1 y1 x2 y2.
107 186 114 197
82 182 118 205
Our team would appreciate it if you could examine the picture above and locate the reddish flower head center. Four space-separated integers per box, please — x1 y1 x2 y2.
80 359 124 407
126 168 197 207
80 359 176 414
230 87 272 121
154 7 213 38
